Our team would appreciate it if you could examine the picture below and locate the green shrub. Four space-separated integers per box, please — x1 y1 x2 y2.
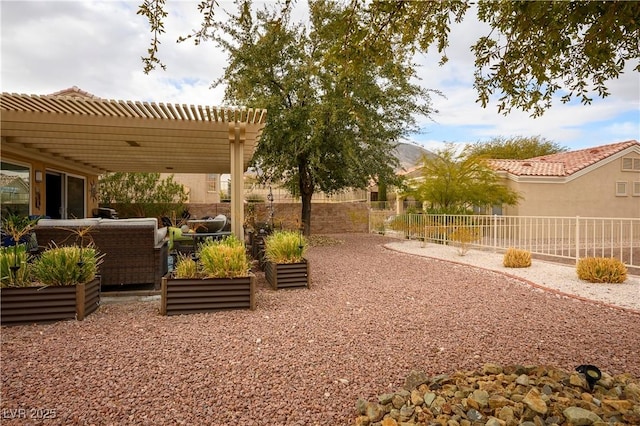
576 257 627 283
0 245 31 288
198 235 251 278
264 230 307 264
503 247 532 268
30 245 103 286
174 254 200 279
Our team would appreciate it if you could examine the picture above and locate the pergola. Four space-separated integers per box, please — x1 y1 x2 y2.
0 89 267 238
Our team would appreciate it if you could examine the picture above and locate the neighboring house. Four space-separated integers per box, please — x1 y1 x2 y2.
162 173 222 204
489 140 640 218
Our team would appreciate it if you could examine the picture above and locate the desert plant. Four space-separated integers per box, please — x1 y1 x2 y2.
449 226 481 256
576 257 627 283
264 230 307 264
197 235 251 278
173 254 200 279
503 247 532 268
30 245 103 287
0 245 31 287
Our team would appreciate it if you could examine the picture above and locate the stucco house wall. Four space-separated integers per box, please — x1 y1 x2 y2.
496 141 640 219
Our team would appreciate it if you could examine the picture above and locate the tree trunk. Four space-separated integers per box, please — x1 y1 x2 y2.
298 159 314 236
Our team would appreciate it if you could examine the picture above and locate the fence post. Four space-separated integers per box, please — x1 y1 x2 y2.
493 213 498 253
575 216 580 265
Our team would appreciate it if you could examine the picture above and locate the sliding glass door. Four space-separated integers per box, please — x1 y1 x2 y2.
45 171 85 219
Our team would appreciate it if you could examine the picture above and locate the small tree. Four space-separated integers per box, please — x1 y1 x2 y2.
411 144 519 214
467 136 568 160
98 172 188 218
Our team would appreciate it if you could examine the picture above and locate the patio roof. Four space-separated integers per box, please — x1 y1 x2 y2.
0 90 267 176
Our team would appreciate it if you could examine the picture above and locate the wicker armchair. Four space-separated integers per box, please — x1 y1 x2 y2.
34 218 168 289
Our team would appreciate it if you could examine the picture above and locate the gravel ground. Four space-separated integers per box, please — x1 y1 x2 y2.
2 233 639 425
386 239 640 312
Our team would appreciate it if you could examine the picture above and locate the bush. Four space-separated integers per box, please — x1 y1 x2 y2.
198 235 251 278
0 245 31 287
173 254 199 279
449 226 481 256
31 245 103 286
576 257 627 283
264 230 307 263
503 247 532 268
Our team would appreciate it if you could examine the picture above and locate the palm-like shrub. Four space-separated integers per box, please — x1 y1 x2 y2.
264 230 307 264
30 245 103 287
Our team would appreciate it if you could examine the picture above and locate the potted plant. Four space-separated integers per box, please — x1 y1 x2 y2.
263 230 310 289
0 242 103 326
160 234 255 315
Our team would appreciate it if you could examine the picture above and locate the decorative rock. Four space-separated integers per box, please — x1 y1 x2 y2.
410 389 424 406
602 399 632 412
391 394 405 409
497 406 515 423
571 373 588 389
516 374 530 386
563 406 603 425
471 389 490 408
404 370 428 390
355 415 370 426
423 392 436 407
488 394 510 410
365 402 385 422
483 363 503 375
379 393 395 405
381 417 398 426
399 405 415 422
467 408 483 421
485 416 506 426
523 388 548 414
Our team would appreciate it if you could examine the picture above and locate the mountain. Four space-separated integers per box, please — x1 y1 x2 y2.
393 142 434 172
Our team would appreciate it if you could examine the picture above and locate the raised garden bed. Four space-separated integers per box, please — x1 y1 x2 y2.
264 260 310 289
160 275 256 316
0 277 101 326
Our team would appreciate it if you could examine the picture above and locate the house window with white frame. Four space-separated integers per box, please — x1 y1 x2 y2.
622 157 640 171
633 181 640 197
616 181 628 196
206 174 217 193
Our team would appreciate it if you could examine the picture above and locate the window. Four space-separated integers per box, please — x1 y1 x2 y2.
622 157 640 171
633 182 640 197
1 161 30 216
615 181 627 196
206 174 218 193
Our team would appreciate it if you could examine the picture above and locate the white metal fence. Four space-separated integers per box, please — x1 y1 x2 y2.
369 212 640 269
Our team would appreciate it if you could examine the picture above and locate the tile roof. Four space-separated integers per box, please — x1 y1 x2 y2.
489 140 639 177
47 86 101 99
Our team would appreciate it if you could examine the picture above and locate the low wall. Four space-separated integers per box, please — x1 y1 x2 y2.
187 202 369 234
109 202 370 234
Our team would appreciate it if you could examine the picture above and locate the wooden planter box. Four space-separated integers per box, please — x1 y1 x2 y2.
264 260 310 289
0 277 101 326
160 274 256 316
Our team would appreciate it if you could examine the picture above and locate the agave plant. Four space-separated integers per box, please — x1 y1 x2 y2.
263 230 307 264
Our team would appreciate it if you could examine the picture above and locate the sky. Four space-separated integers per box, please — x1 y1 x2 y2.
1 0 639 154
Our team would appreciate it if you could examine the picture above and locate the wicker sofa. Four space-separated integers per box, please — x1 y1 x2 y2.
34 218 168 289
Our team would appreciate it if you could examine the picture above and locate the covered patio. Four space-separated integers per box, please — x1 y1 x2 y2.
0 87 267 238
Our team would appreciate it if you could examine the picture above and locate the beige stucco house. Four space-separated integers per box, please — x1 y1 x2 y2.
0 87 267 239
490 140 640 218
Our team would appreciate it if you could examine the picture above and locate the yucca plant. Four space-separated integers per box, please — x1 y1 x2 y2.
30 244 103 287
197 235 251 278
0 244 32 287
263 230 307 264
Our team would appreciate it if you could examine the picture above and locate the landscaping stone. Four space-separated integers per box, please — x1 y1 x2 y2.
355 364 640 425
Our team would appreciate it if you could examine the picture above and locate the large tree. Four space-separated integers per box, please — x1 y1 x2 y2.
467 136 568 160
204 0 433 234
139 0 640 117
411 144 520 214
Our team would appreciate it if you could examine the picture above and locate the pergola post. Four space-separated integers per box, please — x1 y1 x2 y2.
229 122 246 241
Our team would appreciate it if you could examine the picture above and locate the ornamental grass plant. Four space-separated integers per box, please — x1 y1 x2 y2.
576 257 627 283
0 245 31 287
173 235 251 279
264 230 307 264
30 244 103 287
